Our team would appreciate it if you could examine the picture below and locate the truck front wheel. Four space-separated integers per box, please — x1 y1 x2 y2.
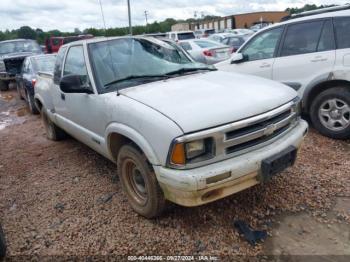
117 144 167 218
41 108 67 141
310 87 350 139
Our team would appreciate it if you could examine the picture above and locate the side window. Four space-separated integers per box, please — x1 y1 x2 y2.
241 27 283 61
333 17 350 49
317 20 335 52
63 46 89 85
281 21 323 56
53 46 67 85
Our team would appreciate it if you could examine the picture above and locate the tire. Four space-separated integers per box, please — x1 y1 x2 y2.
0 224 6 259
0 81 8 91
310 87 350 139
16 83 24 100
117 144 167 218
41 107 67 141
26 91 39 115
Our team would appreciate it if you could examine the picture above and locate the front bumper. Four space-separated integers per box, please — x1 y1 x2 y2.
154 120 308 207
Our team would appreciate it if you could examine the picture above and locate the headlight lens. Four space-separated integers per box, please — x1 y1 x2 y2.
169 138 215 167
185 140 206 159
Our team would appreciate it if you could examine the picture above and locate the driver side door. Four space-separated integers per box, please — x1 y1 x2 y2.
221 26 284 79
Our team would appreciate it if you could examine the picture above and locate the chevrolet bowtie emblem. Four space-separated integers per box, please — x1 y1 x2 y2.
264 124 276 136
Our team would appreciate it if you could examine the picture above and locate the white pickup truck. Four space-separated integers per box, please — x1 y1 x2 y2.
34 37 308 218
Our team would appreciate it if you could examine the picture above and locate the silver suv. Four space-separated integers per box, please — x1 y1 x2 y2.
217 6 350 139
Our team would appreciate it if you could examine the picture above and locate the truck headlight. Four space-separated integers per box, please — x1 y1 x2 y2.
292 97 302 116
169 138 215 167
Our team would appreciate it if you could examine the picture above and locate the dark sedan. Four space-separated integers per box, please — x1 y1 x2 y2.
16 54 56 114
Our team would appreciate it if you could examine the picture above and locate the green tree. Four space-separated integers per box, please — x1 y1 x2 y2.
17 26 36 39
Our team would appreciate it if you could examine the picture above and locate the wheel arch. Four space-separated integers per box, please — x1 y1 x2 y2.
303 79 350 113
106 123 160 166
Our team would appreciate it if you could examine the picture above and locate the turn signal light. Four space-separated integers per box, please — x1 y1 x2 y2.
170 143 185 165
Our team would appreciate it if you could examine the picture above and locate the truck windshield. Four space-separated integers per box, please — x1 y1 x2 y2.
88 37 214 93
0 41 41 55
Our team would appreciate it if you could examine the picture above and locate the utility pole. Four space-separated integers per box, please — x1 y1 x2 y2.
127 0 132 35
144 10 149 25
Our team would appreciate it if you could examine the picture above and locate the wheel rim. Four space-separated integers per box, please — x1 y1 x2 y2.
318 98 350 131
123 159 148 206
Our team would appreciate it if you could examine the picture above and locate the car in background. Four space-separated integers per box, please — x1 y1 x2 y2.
166 31 195 42
194 29 216 38
217 8 350 139
0 39 42 91
224 28 254 37
45 35 93 54
209 33 249 51
143 33 167 38
250 23 272 32
16 54 56 114
178 39 231 64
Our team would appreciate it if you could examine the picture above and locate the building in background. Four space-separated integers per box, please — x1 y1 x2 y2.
171 11 289 31
171 23 191 32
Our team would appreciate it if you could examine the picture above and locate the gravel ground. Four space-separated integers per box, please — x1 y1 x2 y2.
0 90 349 258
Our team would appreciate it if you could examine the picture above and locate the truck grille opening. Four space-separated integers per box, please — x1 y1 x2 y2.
223 105 296 156
226 124 291 154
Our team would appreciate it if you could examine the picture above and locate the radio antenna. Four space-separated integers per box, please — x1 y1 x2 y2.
98 0 107 33
97 0 118 94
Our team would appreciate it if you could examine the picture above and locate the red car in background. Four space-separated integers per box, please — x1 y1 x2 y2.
45 35 93 53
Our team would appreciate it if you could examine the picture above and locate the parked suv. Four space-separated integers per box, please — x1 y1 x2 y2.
166 31 196 42
217 8 350 139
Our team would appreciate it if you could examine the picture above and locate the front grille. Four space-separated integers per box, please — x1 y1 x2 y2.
226 123 291 154
172 100 298 169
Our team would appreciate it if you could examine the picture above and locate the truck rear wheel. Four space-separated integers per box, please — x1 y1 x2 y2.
117 144 167 218
26 91 39 115
310 87 350 139
0 80 9 91
41 108 67 141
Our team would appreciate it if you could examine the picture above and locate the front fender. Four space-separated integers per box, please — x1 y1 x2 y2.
105 123 160 166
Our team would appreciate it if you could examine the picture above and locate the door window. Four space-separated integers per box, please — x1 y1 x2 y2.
241 27 283 61
317 20 335 52
281 21 323 56
63 45 89 86
334 17 350 49
53 46 67 85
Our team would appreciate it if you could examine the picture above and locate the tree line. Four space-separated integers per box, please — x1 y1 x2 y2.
0 4 341 44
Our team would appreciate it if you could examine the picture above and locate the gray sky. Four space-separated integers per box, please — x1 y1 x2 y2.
0 0 346 32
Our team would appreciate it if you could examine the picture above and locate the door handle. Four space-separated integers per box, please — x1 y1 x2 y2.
61 93 65 100
311 56 327 62
259 63 271 68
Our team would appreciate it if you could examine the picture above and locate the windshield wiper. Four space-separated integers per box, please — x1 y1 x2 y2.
104 74 169 88
164 67 217 76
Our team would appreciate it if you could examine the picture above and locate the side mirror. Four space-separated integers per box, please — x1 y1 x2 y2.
230 53 244 64
59 75 93 94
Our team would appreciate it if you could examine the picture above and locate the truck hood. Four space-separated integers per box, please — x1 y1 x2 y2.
120 71 297 133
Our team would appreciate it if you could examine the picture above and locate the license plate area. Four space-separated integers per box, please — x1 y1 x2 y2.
261 146 297 182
